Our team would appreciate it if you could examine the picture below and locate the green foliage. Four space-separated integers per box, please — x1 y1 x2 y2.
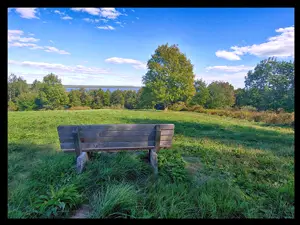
240 106 257 112
8 100 18 111
245 58 294 112
169 101 187 111
16 92 38 111
111 90 125 106
124 90 138 109
89 182 138 218
89 89 105 109
79 88 93 107
103 90 111 107
32 184 82 218
8 73 29 103
206 81 235 109
136 87 155 109
142 43 195 109
30 80 43 93
35 74 69 110
190 79 209 106
8 109 294 218
68 90 82 107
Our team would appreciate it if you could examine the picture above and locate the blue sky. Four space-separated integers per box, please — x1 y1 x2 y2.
8 8 294 88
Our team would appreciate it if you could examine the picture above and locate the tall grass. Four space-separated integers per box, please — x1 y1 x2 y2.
8 109 294 218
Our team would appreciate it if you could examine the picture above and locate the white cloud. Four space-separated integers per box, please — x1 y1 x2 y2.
215 50 241 61
71 8 100 16
8 60 109 75
205 65 254 73
72 7 122 20
49 40 54 44
44 46 70 55
105 57 147 70
62 16 72 20
54 10 64 15
115 21 122 24
216 25 294 60
8 42 42 49
15 8 39 19
97 25 115 30
136 17 139 20
83 18 100 23
28 32 34 36
8 29 70 55
131 9 135 12
99 8 121 19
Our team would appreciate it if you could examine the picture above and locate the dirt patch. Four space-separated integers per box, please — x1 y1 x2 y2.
70 204 91 219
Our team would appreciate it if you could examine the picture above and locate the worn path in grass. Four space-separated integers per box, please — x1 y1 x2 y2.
8 109 294 218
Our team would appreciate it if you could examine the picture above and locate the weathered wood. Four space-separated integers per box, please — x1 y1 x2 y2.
155 125 161 152
57 124 174 133
60 140 172 150
58 129 174 142
63 146 156 153
149 149 158 175
59 134 173 143
76 152 89 173
73 127 82 157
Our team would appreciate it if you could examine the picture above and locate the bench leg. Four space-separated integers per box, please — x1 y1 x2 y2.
76 152 89 173
149 149 158 175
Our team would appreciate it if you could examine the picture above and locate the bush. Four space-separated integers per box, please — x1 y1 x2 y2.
68 106 91 110
8 101 18 111
240 106 257 112
169 101 187 111
188 105 205 113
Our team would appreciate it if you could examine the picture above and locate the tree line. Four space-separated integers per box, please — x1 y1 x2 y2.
8 44 294 113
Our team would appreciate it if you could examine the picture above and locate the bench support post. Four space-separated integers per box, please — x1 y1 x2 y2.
149 125 161 175
73 127 88 173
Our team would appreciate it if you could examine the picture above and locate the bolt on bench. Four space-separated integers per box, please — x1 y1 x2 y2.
57 124 175 174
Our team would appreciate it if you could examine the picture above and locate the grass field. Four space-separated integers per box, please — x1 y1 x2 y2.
8 109 294 218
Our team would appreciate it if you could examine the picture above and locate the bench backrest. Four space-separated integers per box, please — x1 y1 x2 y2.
57 124 175 153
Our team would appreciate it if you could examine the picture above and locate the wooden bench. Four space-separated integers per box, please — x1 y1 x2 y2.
57 124 175 174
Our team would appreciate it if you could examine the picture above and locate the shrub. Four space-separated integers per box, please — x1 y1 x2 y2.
8 101 18 111
188 105 205 113
68 106 91 110
240 106 257 112
169 101 187 111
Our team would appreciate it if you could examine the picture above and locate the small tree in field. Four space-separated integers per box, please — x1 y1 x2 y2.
142 43 195 110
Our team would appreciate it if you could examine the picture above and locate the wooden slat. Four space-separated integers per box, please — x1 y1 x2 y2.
58 129 174 142
63 146 156 153
60 140 172 150
57 124 174 133
155 125 161 151
59 134 173 143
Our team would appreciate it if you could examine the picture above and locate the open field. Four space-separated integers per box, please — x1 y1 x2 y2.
8 109 294 218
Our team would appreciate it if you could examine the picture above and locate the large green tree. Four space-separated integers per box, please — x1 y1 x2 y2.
136 87 155 109
189 78 209 106
245 57 294 111
36 74 69 109
206 81 235 109
142 43 195 110
124 90 138 109
103 90 111 107
110 90 125 107
68 90 82 107
78 88 93 107
8 74 29 102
